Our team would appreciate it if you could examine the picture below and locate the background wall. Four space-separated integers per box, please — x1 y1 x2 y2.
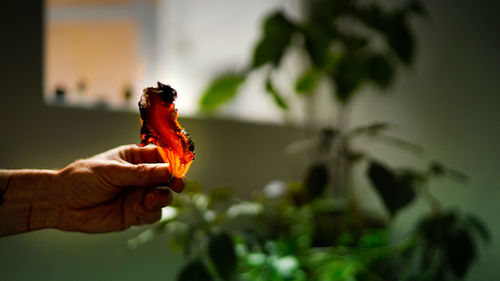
0 0 498 280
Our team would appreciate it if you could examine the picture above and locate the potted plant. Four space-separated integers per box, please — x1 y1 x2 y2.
129 1 490 280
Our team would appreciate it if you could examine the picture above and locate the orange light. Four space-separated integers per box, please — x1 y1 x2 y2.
138 82 195 178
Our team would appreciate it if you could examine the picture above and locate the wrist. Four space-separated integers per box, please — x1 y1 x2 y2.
0 169 60 235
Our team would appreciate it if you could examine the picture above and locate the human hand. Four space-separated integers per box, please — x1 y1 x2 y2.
52 145 185 233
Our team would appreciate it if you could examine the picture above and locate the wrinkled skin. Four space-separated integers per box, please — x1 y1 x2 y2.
54 145 185 233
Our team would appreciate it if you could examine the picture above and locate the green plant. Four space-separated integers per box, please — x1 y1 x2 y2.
129 175 489 280
200 0 426 111
129 1 490 280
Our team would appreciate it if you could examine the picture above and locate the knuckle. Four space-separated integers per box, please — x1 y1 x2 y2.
135 164 150 177
72 159 88 169
119 144 135 154
118 144 131 150
117 144 134 152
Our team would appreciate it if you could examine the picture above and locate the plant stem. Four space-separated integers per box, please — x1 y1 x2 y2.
420 183 442 214
331 104 351 197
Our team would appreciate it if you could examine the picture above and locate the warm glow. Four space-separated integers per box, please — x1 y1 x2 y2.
158 148 193 178
139 83 195 178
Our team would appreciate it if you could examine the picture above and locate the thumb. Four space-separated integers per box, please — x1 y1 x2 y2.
110 163 173 187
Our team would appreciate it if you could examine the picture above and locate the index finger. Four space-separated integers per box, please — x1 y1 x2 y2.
119 145 165 164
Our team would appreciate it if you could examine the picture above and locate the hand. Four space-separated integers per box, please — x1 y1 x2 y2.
53 145 185 233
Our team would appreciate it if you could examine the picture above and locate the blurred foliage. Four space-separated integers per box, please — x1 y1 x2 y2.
266 78 289 110
200 74 245 112
200 0 426 109
132 0 489 280
129 153 489 280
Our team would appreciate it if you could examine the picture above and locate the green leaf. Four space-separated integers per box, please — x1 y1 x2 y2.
308 0 342 26
177 259 213 281
349 122 391 136
466 214 491 243
265 78 288 110
302 22 335 68
356 5 391 33
319 260 358 281
406 0 427 17
374 134 424 155
386 14 414 65
304 163 329 201
295 68 319 94
415 211 484 279
414 211 480 279
367 55 394 89
343 34 369 51
349 123 424 155
417 212 457 245
331 55 367 103
208 232 237 281
429 161 469 183
367 161 416 216
358 229 388 248
446 229 476 278
356 6 415 65
200 74 245 112
253 12 296 68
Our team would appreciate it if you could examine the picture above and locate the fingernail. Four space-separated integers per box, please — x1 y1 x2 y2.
170 177 185 193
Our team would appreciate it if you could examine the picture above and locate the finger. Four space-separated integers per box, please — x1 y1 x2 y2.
169 177 186 193
119 145 165 164
90 146 130 163
132 203 162 225
139 209 162 225
121 187 149 229
109 163 173 187
144 188 173 210
133 201 148 215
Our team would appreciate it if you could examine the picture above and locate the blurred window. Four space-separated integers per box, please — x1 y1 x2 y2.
45 0 299 122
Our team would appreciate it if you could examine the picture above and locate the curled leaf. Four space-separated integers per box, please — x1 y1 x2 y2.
295 68 319 95
331 55 367 103
302 22 335 68
386 14 414 65
253 12 296 68
447 229 476 278
367 161 416 216
466 214 491 243
177 259 213 281
367 55 394 89
265 78 288 110
208 232 237 281
200 74 245 112
304 163 329 201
